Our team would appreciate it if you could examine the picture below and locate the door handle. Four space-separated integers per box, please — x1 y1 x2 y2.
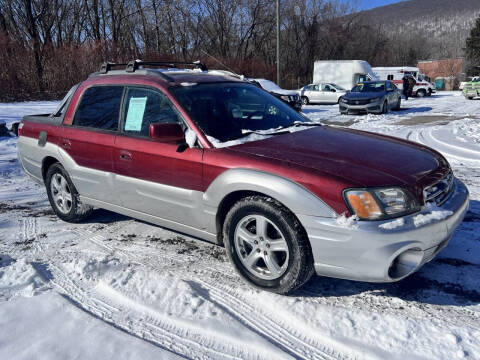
61 139 71 149
119 150 132 161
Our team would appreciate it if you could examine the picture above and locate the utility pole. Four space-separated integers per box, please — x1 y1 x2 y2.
276 0 280 86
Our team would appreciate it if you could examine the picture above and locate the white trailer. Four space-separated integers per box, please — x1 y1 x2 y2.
372 66 436 97
313 60 378 91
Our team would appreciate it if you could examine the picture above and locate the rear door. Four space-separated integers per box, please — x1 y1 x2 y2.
309 84 322 102
113 86 203 226
61 85 124 204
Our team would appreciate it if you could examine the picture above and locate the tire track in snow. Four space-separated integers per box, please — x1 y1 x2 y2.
70 228 349 360
45 253 243 359
43 229 273 360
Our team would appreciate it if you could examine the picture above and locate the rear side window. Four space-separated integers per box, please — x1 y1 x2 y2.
73 86 124 130
122 87 183 137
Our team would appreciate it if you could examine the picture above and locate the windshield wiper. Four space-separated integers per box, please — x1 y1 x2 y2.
232 121 321 140
276 121 322 131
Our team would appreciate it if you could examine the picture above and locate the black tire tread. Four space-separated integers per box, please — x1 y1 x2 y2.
45 163 93 223
223 195 314 294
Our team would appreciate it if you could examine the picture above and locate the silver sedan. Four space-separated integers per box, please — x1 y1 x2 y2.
339 81 402 114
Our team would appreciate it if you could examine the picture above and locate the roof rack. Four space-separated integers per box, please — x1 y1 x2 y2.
99 62 128 74
125 60 208 73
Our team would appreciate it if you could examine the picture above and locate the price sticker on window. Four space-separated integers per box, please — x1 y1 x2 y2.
125 97 147 131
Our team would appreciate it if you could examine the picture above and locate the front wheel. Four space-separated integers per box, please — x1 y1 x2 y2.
46 163 93 222
223 196 314 294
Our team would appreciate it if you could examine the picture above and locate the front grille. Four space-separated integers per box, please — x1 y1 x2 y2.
346 99 370 105
424 171 454 206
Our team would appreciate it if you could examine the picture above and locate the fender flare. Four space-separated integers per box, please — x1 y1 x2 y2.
203 168 337 218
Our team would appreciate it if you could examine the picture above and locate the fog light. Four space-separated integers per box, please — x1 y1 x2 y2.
388 248 423 280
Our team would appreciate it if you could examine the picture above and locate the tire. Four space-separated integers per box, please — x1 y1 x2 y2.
381 101 388 114
393 97 401 110
45 163 93 223
416 89 426 97
427 89 432 97
466 96 474 100
223 195 314 294
301 96 309 105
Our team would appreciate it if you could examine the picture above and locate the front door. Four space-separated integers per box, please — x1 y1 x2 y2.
322 84 338 103
113 86 203 227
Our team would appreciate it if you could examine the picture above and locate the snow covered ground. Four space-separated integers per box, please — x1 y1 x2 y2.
0 92 479 359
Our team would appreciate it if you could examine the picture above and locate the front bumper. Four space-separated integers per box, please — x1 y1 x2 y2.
298 178 469 282
339 99 383 114
463 90 479 97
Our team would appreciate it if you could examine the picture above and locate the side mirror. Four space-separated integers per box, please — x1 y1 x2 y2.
149 122 185 143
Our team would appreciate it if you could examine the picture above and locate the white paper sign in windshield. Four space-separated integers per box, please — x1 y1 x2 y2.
125 97 147 131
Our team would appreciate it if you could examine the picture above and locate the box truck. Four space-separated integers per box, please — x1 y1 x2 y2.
313 60 378 91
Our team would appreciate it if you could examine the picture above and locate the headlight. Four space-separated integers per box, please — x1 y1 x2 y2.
343 187 419 220
340 98 348 103
369 97 382 103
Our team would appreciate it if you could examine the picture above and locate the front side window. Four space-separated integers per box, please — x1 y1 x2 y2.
171 82 309 143
122 87 183 137
358 74 368 83
73 86 124 130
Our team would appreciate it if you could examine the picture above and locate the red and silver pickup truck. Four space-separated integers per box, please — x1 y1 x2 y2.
17 61 469 294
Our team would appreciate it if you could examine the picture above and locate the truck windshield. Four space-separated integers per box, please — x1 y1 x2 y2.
170 82 308 144
352 82 386 92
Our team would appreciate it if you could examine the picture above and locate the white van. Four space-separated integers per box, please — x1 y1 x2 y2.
313 60 378 91
373 67 436 97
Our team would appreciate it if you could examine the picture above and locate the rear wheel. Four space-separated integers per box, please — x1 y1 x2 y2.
393 97 401 110
427 89 432 96
223 196 314 294
381 100 389 114
46 163 93 222
417 89 426 97
301 96 309 105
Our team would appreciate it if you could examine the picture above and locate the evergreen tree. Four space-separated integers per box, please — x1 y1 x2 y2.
465 15 480 75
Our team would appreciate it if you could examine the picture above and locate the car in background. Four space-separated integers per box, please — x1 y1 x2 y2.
297 83 347 105
250 78 302 111
461 77 480 98
339 80 401 115
460 76 479 90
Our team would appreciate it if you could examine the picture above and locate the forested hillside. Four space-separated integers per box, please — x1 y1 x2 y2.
359 0 480 59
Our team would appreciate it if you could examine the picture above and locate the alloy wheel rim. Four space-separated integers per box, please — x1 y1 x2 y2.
50 173 73 214
234 215 289 280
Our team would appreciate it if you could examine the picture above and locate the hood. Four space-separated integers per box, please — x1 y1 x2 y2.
229 126 449 197
344 91 385 100
270 89 298 96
